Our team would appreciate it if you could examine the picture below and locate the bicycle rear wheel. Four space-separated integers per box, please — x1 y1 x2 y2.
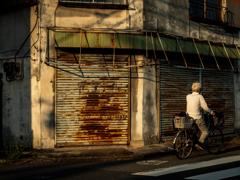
206 128 224 154
174 130 193 159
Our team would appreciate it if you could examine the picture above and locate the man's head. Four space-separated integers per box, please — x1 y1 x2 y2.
192 82 201 93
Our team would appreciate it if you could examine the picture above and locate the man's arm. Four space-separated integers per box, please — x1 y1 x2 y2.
199 95 214 115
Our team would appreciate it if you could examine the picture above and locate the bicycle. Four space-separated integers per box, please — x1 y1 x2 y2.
173 113 224 160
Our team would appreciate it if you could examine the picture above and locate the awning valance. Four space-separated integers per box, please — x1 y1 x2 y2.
53 28 240 60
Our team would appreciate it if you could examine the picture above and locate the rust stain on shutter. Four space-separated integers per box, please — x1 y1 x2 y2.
56 50 129 146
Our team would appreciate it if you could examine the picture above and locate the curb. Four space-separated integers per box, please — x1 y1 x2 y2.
0 155 145 164
0 147 175 165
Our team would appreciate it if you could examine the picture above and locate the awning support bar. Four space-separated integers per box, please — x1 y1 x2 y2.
113 31 115 67
46 60 160 68
46 57 235 71
176 37 188 68
193 39 204 69
157 33 170 65
151 32 156 60
79 29 82 66
236 45 240 58
146 32 148 57
222 43 234 70
146 32 148 65
208 41 220 70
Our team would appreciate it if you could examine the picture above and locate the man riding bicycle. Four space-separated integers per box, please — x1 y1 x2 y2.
186 82 215 150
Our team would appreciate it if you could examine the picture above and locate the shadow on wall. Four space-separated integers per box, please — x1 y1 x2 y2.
2 96 55 149
55 0 238 39
143 0 189 33
142 0 238 39
2 125 33 149
56 1 143 29
1 58 33 148
227 11 236 27
144 90 158 145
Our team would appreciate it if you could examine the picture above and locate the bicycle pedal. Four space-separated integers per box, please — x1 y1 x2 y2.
195 144 204 151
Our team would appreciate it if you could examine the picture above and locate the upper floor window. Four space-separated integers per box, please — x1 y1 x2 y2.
59 0 128 9
189 0 228 24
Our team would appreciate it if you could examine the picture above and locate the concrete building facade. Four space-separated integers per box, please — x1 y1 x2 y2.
0 0 240 149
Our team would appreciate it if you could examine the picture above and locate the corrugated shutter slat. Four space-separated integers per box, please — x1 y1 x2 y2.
56 50 129 146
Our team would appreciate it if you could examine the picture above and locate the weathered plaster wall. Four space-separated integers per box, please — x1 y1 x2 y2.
128 0 144 30
55 7 128 29
189 21 240 44
55 0 143 29
131 55 144 146
142 65 158 145
36 0 58 148
143 0 240 44
0 8 33 146
143 0 189 36
131 56 158 146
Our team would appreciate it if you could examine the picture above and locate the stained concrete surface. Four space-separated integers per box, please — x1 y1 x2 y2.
0 134 239 165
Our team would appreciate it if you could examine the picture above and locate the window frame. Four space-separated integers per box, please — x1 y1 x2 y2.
189 0 228 25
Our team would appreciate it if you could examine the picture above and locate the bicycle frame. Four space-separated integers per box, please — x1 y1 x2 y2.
173 112 224 159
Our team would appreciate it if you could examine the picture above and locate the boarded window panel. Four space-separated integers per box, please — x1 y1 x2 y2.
56 50 129 146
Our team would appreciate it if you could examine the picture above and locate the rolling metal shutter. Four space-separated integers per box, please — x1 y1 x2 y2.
159 64 199 140
55 50 129 146
202 70 234 134
160 64 234 140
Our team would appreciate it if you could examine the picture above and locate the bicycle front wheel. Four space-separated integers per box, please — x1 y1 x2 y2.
174 130 193 160
206 128 224 154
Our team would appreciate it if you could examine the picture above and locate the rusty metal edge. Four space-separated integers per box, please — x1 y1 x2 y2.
55 49 58 147
128 55 130 145
157 63 160 142
159 64 162 142
233 70 236 133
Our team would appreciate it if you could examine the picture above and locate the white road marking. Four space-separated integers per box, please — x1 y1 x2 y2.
185 167 240 180
132 155 240 177
137 160 168 165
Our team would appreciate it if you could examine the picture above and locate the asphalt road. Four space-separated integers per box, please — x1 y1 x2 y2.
0 147 240 180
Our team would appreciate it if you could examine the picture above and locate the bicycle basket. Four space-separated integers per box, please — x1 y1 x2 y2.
174 116 194 129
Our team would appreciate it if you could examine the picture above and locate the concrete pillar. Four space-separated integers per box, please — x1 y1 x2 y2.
142 64 158 145
131 55 144 146
130 56 159 146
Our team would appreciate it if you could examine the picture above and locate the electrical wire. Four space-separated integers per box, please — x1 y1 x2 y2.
14 2 39 62
5 2 39 82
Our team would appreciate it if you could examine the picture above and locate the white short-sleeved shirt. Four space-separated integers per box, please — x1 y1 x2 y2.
186 92 213 119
